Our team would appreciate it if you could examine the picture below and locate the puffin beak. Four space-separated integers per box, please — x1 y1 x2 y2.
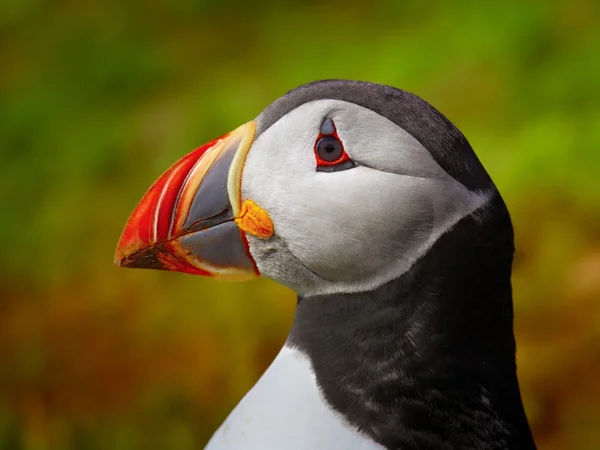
114 121 271 281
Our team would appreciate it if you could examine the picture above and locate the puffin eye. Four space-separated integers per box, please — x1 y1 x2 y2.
314 119 355 172
316 137 343 162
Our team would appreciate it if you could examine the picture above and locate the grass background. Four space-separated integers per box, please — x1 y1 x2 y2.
1 0 599 448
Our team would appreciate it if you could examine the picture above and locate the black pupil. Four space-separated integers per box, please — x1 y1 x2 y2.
316 137 343 162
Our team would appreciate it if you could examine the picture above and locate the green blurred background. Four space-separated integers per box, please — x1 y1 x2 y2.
1 0 599 449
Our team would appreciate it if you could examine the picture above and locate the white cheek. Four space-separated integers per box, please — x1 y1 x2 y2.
244 99 491 295
248 166 474 285
281 169 435 282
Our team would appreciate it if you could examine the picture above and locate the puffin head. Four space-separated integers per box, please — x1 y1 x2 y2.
115 80 494 296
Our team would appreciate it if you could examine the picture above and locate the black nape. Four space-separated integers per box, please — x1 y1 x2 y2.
288 192 536 450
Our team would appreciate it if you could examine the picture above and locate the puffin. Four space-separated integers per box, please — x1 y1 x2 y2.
114 80 537 450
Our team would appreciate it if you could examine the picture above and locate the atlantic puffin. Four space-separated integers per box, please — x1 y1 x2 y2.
114 80 537 449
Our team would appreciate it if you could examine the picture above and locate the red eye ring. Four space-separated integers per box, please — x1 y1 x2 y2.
313 119 352 168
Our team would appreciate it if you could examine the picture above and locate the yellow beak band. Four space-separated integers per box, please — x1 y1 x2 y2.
235 200 274 239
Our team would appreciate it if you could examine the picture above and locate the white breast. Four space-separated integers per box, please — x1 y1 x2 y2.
205 346 385 450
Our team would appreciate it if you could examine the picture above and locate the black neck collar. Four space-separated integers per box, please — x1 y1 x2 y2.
287 193 536 449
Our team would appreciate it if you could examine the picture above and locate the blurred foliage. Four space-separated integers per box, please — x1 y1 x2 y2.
1 0 599 449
